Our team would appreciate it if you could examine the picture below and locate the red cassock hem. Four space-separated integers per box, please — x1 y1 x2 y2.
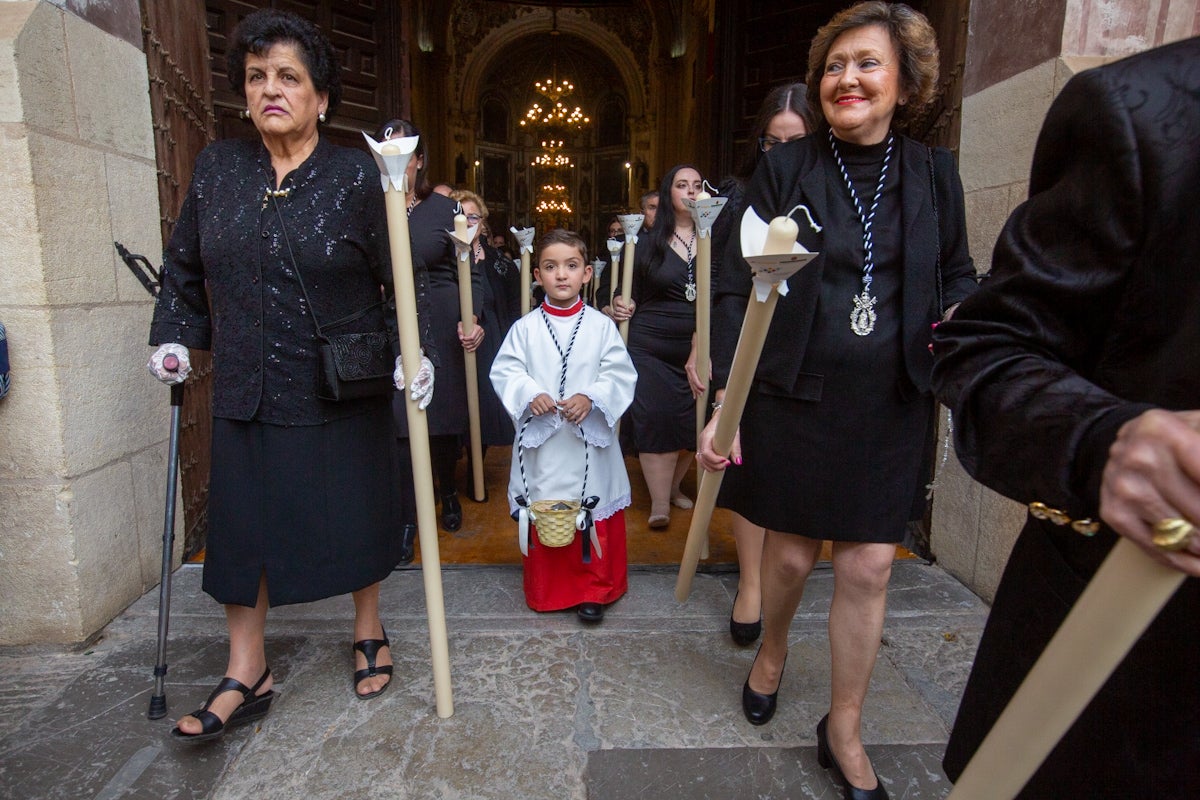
523 511 628 612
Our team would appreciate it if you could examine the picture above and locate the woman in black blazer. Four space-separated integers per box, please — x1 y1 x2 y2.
698 3 977 797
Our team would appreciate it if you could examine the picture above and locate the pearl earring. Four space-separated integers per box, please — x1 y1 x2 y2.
239 108 250 120
318 111 327 123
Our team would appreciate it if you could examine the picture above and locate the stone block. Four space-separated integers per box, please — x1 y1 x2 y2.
0 482 82 644
0 307 65 480
973 487 1025 603
0 124 46 306
964 183 1021 276
52 304 169 477
63 10 153 159
27 131 116 306
104 152 163 304
959 59 1059 193
930 441 984 589
0 3 37 124
130 443 184 587
70 461 142 635
13 3 75 137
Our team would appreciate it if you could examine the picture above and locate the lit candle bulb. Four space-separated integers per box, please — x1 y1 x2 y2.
762 216 799 256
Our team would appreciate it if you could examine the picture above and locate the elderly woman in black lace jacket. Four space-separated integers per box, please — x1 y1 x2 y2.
147 9 431 742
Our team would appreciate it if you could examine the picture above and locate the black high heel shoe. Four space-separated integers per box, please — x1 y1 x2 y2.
741 646 786 725
729 591 762 647
397 523 417 565
171 667 274 743
353 628 393 700
440 491 462 532
816 714 889 800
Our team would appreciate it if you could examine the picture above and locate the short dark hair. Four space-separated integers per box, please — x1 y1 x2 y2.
375 118 432 199
806 1 939 125
536 229 589 265
735 82 812 182
227 9 342 116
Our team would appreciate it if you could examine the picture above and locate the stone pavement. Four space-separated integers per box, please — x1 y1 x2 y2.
0 561 988 799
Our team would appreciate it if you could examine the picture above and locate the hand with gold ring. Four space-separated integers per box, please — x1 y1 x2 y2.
1099 409 1200 575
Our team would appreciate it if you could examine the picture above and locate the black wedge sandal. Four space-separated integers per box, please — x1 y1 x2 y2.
170 667 274 744
353 628 393 700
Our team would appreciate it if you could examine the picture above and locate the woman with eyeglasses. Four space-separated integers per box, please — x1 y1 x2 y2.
377 119 485 534
699 82 814 650
451 189 519 455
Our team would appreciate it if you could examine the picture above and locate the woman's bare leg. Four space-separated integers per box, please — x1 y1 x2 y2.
351 581 391 696
731 513 766 624
747 531 822 694
175 575 272 734
825 541 895 790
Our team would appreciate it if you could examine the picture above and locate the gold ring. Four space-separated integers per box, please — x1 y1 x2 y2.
1151 517 1196 552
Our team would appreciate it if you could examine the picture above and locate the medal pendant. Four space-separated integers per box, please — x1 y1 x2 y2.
685 282 697 302
850 290 877 336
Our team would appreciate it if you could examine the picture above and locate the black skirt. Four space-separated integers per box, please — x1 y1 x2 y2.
203 403 402 606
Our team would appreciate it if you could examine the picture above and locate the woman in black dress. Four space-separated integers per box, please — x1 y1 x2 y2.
698 4 977 797
147 10 433 741
616 165 705 528
706 82 813 648
451 188 518 450
377 120 485 532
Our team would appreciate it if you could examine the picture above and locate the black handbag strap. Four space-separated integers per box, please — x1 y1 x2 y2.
927 147 943 316
270 193 382 336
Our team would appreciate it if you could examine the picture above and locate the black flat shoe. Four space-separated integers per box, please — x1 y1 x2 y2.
353 629 393 700
397 523 417 565
440 491 462 532
741 647 785 725
577 602 604 623
729 592 762 647
816 714 889 800
171 668 274 743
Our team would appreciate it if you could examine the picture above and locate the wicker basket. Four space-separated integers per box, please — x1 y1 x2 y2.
529 499 580 547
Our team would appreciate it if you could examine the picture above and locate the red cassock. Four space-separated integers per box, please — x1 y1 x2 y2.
523 511 628 612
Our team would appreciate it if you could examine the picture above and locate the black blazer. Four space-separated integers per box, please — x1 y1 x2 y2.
935 37 1200 796
711 133 976 398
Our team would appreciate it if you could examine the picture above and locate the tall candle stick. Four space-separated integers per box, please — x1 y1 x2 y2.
364 132 453 717
675 211 814 602
947 539 1185 799
685 191 727 441
616 213 644 342
451 214 485 503
511 226 536 316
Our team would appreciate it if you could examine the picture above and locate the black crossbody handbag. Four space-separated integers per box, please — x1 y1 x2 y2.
271 194 394 401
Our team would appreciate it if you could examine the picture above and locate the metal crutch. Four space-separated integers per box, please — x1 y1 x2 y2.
115 240 182 720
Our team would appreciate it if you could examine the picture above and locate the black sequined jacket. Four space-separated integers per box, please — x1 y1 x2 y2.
149 137 432 426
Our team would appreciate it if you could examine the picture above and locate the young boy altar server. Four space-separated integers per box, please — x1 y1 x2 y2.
490 229 637 623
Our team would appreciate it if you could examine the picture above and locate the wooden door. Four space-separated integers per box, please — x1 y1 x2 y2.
140 0 217 558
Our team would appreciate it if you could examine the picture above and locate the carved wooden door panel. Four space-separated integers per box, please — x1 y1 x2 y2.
140 0 217 558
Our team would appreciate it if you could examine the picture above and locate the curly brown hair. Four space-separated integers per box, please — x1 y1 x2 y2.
805 1 939 125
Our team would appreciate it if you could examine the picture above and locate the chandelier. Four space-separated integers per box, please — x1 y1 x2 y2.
535 183 572 215
531 139 572 169
520 77 590 131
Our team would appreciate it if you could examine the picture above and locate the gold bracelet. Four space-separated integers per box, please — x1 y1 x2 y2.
1028 501 1101 537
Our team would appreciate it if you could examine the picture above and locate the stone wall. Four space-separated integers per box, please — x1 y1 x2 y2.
932 0 1200 602
0 0 180 645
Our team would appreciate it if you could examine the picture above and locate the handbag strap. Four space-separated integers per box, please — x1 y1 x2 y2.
270 193 382 336
927 147 943 316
